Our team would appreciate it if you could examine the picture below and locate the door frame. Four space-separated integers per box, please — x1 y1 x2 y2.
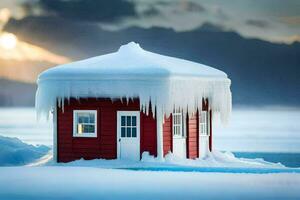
116 111 140 160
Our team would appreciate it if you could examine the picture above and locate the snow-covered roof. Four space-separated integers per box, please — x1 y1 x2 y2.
36 42 231 122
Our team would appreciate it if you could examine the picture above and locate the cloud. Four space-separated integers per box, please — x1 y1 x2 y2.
178 1 206 13
141 6 161 17
280 16 300 26
245 19 270 29
28 0 137 22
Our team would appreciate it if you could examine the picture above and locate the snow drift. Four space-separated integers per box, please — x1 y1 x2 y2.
0 135 50 166
36 42 231 123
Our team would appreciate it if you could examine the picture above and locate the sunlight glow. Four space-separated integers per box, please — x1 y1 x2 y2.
0 32 17 49
0 32 70 64
0 8 11 24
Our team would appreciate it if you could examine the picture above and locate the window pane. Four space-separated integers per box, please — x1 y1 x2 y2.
132 128 137 137
78 116 83 123
121 127 126 137
82 125 94 133
89 114 95 123
121 116 126 126
83 125 88 133
127 116 131 126
90 125 95 133
127 127 131 137
84 116 89 123
132 116 136 126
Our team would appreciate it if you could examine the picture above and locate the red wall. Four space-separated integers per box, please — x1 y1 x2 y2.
209 110 213 151
163 115 172 156
186 112 198 159
57 98 157 162
57 98 212 162
140 109 157 157
186 99 212 159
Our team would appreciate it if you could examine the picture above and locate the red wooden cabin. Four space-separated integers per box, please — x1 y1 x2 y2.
36 42 231 162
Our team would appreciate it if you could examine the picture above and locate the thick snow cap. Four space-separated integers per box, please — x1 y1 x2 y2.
36 42 231 123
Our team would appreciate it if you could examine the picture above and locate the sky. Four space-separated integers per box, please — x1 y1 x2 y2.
0 0 299 43
0 0 299 106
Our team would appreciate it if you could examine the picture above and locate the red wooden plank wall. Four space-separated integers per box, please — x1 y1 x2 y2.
57 97 212 162
57 98 157 162
186 111 198 159
140 110 157 157
209 110 213 151
163 114 172 156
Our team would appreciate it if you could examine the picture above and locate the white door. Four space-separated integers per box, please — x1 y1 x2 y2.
172 112 186 159
117 111 140 161
199 111 210 159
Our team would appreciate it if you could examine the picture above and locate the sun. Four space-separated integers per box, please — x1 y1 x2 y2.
0 32 18 50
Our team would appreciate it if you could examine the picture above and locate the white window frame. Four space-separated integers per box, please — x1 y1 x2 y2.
73 110 97 138
172 112 184 138
199 111 209 136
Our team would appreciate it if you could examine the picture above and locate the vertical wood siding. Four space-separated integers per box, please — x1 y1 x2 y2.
209 110 213 152
163 114 172 156
140 109 157 157
186 111 198 159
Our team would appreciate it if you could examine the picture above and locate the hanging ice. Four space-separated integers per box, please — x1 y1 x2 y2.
36 42 232 123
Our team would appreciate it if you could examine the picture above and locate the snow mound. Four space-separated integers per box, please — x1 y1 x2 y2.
0 135 50 166
46 150 285 169
36 42 231 123
161 151 285 168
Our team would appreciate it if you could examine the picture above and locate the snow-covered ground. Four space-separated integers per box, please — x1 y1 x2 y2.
0 107 300 199
0 166 299 200
0 134 298 199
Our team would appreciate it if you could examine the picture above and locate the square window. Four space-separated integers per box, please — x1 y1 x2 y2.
73 110 97 137
119 112 139 138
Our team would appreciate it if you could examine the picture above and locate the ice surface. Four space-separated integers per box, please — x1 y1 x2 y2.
36 42 231 123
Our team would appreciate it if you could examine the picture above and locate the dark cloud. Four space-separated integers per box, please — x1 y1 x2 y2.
142 7 160 17
180 1 205 13
26 0 136 22
246 19 270 28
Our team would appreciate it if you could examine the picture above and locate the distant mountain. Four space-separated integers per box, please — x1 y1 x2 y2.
3 17 300 106
0 79 36 107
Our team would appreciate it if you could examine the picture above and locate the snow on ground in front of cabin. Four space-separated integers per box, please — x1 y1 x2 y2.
45 151 287 170
0 135 300 199
0 166 299 200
